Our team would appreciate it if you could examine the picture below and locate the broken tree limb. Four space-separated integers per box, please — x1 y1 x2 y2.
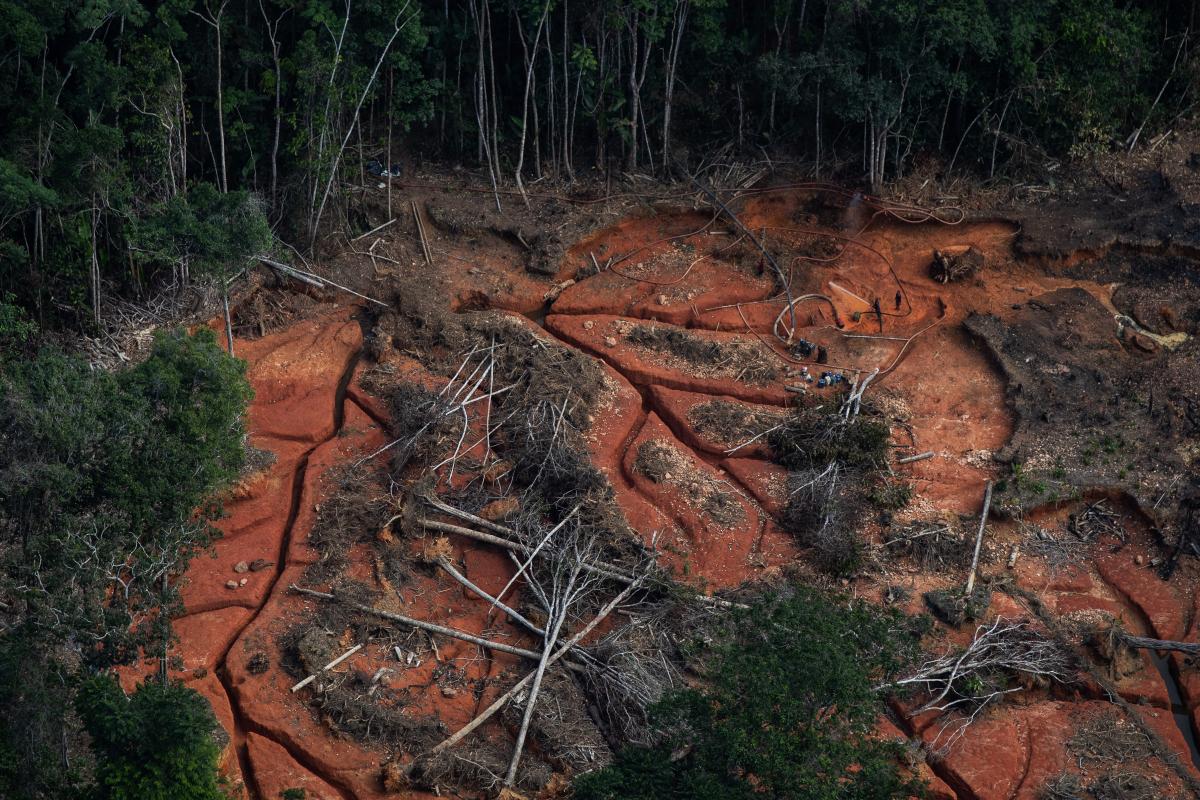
411 200 433 265
257 256 390 307
259 256 326 288
415 580 642 766
505 592 567 786
221 286 235 356
423 494 516 536
1121 634 1200 656
421 505 748 610
898 450 935 464
964 480 994 595
351 217 396 242
420 519 637 585
288 584 541 660
435 556 545 637
290 642 363 692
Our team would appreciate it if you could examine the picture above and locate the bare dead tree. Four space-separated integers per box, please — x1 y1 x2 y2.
890 617 1074 751
503 510 608 787
311 1 415 246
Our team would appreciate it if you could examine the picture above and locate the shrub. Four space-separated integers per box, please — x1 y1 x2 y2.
574 587 923 800
76 676 225 800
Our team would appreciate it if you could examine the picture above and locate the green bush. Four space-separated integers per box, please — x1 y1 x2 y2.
77 676 225 800
574 587 923 800
0 328 250 794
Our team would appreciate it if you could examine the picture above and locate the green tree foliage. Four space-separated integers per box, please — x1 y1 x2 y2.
574 588 923 799
0 327 251 659
0 328 250 797
130 183 272 282
0 0 1187 329
76 675 225 800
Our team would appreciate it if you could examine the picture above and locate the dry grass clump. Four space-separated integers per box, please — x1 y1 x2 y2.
687 399 783 448
305 463 401 582
625 324 778 385
885 518 973 572
1069 710 1156 765
500 667 613 771
408 741 554 795
633 439 745 528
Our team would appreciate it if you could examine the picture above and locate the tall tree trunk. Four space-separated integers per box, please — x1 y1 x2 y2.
662 0 690 169
191 1 231 192
258 1 285 211
514 0 552 203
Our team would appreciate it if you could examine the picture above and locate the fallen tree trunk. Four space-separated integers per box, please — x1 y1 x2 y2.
1122 634 1200 656
288 584 541 660
412 580 642 768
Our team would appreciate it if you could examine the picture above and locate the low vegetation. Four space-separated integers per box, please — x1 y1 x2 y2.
0 329 251 798
574 587 924 800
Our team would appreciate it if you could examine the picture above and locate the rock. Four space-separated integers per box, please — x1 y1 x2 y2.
233 561 250 573
657 294 669 306
248 558 273 572
604 335 617 347
239 578 248 586
440 686 458 698
583 320 595 330
1135 554 1145 566
225 580 239 590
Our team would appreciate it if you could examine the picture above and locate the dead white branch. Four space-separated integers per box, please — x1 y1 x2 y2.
290 642 362 692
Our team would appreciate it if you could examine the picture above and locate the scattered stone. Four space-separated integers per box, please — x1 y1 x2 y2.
233 560 250 573
1135 554 1145 566
604 335 617 347
248 558 273 572
657 294 669 306
440 686 459 698
583 320 595 331
225 580 239 590
239 578 248 586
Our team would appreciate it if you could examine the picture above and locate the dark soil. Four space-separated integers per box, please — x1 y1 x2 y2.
965 288 1199 555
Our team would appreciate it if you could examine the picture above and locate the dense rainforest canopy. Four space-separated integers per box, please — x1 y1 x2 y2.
0 0 1195 335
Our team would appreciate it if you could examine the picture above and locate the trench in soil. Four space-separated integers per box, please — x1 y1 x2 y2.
208 327 366 800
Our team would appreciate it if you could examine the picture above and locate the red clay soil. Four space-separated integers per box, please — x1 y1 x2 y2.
155 188 1200 799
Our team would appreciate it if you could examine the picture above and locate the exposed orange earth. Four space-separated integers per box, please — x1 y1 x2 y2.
153 187 1200 799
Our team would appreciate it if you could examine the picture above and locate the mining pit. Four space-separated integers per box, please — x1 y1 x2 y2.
127 178 1200 800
